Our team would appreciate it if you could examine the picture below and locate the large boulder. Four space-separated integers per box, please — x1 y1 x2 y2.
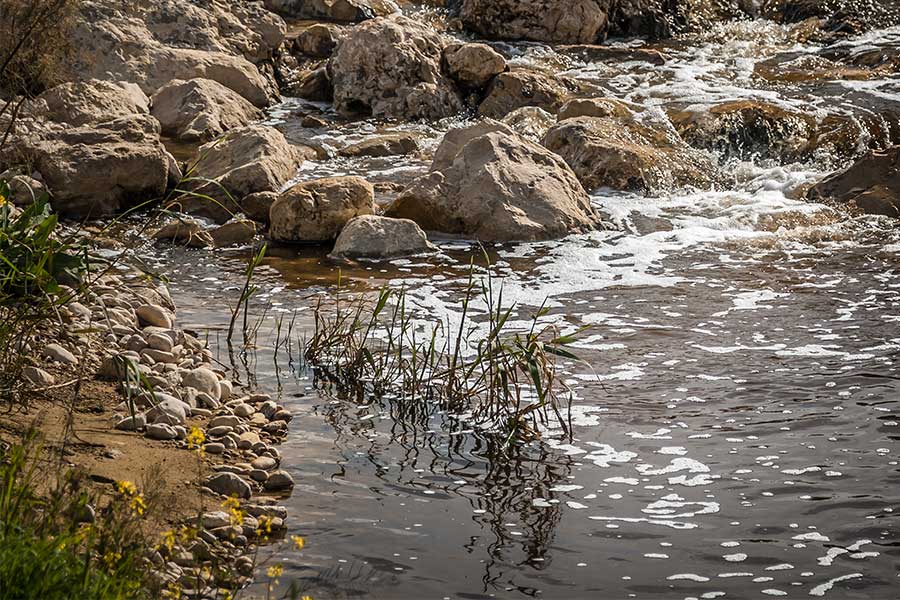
328 16 464 120
265 0 398 21
478 70 573 119
31 80 149 127
542 114 718 193
386 129 601 242
330 215 436 260
63 1 281 107
807 146 900 217
18 115 171 218
459 0 610 44
151 78 263 141
269 176 375 242
183 125 312 221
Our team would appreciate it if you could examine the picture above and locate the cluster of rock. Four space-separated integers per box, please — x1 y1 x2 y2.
22 266 296 595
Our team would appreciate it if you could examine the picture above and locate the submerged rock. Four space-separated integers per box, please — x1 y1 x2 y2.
542 114 719 193
338 134 420 158
330 215 436 260
151 78 263 142
269 177 375 242
386 128 601 242
210 220 257 247
328 15 464 120
153 217 214 248
807 146 900 217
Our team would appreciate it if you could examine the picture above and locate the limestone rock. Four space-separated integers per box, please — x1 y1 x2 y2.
44 344 77 365
338 134 419 158
330 215 436 260
431 120 515 171
558 98 633 121
20 115 170 218
185 125 311 221
542 115 718 193
153 217 214 248
442 43 507 90
182 367 222 400
386 130 600 241
136 304 173 329
459 0 610 44
328 15 464 120
33 80 149 127
265 0 398 21
151 78 263 142
478 70 572 119
269 177 375 242
807 146 900 217
293 23 346 57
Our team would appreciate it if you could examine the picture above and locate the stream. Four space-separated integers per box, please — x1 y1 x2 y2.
154 13 900 600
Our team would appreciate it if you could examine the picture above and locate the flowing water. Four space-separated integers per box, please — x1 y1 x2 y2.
158 15 900 600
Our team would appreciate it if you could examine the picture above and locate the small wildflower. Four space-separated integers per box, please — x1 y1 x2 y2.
256 515 274 538
115 480 137 496
266 564 283 579
103 550 122 568
130 493 147 516
186 426 205 449
301 596 314 600
223 496 243 526
291 535 305 551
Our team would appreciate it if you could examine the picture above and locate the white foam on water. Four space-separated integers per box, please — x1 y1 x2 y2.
808 573 864 597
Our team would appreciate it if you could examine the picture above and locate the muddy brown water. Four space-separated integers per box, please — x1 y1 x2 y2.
149 16 900 600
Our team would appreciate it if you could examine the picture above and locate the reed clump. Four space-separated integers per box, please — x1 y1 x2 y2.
305 262 584 444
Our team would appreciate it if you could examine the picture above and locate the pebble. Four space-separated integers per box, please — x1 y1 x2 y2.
44 343 77 365
204 442 226 455
146 423 179 440
263 470 294 491
204 473 251 499
182 367 221 400
207 425 234 437
22 366 55 386
201 511 231 529
115 413 146 431
238 431 260 449
251 456 277 471
146 332 174 352
208 415 242 429
249 469 269 483
136 304 172 328
233 403 255 418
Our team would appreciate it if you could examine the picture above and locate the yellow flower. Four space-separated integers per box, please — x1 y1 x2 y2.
0 192 6 206
103 551 122 567
257 515 273 537
301 596 314 600
187 426 205 449
223 496 243 526
130 494 146 516
162 529 176 552
291 535 305 551
115 480 137 496
267 564 283 579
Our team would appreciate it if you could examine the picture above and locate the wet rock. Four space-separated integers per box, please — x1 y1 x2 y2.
293 23 346 57
18 115 171 219
543 114 718 193
478 70 572 119
269 176 375 242
459 0 609 44
240 191 279 224
761 0 900 37
501 106 556 142
250 469 269 483
136 304 173 329
328 15 464 120
265 0 397 22
184 125 313 222
205 473 251 499
146 423 179 440
338 134 419 158
23 366 55 386
386 129 600 242
44 344 77 365
330 215 436 260
210 220 257 248
442 43 507 91
264 470 295 491
32 80 149 126
153 217 214 248
807 146 900 217
558 98 633 121
151 78 263 142
183 367 222 400
556 45 667 66
292 66 334 102
115 414 147 431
